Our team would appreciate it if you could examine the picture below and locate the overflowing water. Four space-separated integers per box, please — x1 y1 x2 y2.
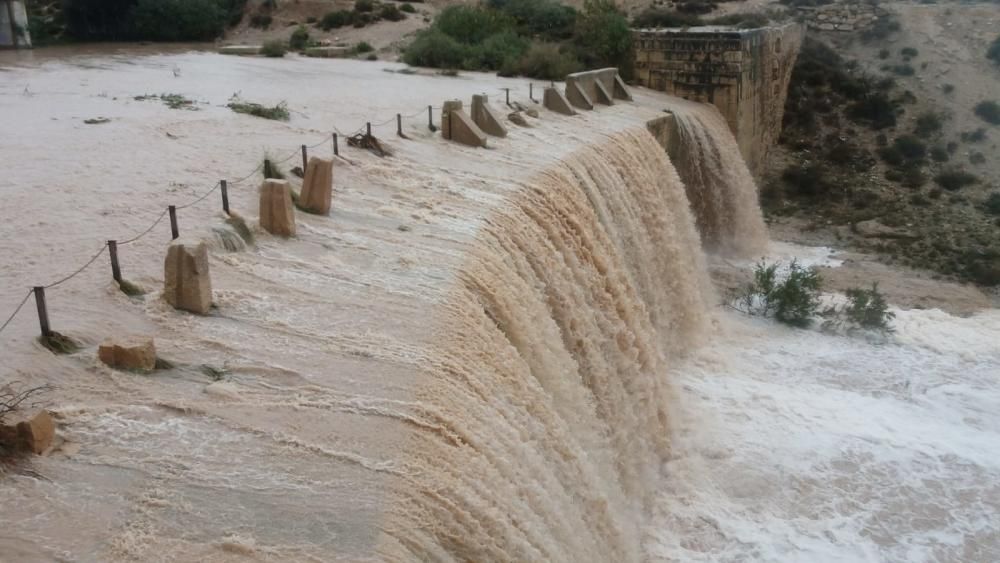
0 48 996 562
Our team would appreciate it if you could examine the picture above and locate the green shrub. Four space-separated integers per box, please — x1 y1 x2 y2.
984 192 1000 216
467 31 529 70
891 64 915 76
249 13 272 28
354 0 375 12
914 111 943 136
942 83 955 94
503 41 581 80
974 100 1000 125
893 135 927 160
781 162 829 197
355 41 374 53
930 145 949 162
132 0 226 41
988 35 1000 65
969 152 986 165
320 10 353 29
289 25 309 50
574 0 632 76
401 3 417 14
404 29 468 68
733 261 823 328
900 46 919 59
488 0 577 40
878 48 890 59
961 128 987 143
934 168 978 191
435 5 514 44
380 4 405 21
823 284 894 332
260 39 287 57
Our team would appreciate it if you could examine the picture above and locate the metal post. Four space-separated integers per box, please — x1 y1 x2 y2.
33 287 51 338
168 205 179 240
108 240 122 283
397 113 402 137
504 87 510 106
264 159 273 178
220 180 230 215
301 144 308 172
529 83 535 102
333 133 339 156
428 106 433 130
366 122 372 137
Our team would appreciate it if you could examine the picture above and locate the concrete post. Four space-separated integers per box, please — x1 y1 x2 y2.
300 157 333 215
470 95 508 138
163 240 212 315
259 179 296 237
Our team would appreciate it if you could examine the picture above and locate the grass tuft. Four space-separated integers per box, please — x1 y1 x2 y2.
39 332 80 355
228 98 290 121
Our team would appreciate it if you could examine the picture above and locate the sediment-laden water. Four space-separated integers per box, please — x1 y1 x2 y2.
1 49 996 562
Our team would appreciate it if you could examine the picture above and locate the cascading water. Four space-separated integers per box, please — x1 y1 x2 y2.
669 105 769 257
377 126 746 561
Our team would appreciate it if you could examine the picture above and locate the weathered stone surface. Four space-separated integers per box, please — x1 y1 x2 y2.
98 335 156 372
441 100 488 148
259 179 296 237
300 157 333 215
508 111 529 127
470 95 508 137
164 240 213 315
0 410 55 454
513 102 540 118
633 24 803 177
543 87 576 116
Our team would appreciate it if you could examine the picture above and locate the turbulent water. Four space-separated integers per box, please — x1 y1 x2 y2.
378 130 714 561
2 49 995 562
670 107 769 256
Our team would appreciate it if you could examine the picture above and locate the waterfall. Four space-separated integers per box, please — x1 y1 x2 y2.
377 125 740 561
670 106 769 257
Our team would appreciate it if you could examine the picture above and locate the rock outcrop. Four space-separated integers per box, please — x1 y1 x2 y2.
259 179 296 237
98 335 157 372
0 410 55 454
164 240 213 314
300 157 333 215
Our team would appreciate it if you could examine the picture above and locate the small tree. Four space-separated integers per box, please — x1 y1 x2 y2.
732 260 823 328
825 284 895 333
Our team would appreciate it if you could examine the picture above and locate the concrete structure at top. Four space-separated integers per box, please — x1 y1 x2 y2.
632 24 803 177
441 100 488 148
470 95 508 138
0 0 31 48
543 87 576 116
565 68 633 111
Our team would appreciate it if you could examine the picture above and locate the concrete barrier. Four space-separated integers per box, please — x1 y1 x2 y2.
470 95 508 138
543 87 576 116
565 68 633 105
164 240 213 315
442 101 487 148
565 81 595 110
304 46 353 58
300 157 333 215
259 179 296 237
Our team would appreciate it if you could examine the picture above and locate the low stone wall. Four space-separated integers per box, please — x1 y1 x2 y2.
0 0 31 48
797 2 889 32
632 23 803 177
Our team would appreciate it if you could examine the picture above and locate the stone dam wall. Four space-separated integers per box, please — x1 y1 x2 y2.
632 23 803 177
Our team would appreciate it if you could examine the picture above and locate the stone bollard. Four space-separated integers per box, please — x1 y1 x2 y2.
0 410 55 454
300 157 333 215
543 87 576 116
164 240 213 315
259 179 296 237
471 94 508 138
98 335 156 372
441 100 488 148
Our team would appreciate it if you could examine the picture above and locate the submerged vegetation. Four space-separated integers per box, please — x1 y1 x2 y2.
732 262 895 333
227 98 290 121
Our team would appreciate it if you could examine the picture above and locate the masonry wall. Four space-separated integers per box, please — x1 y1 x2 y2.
633 24 802 177
0 0 31 48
